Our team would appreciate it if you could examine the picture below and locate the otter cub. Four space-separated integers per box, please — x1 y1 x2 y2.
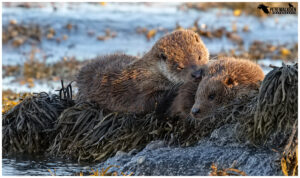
169 57 264 119
76 30 209 114
190 57 264 119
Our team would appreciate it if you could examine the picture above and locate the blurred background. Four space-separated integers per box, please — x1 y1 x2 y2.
2 2 298 93
1 2 298 176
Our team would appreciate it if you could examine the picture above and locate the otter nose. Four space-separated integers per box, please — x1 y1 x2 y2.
191 69 204 79
191 108 200 114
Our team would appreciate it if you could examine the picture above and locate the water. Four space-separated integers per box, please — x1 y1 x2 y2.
2 2 297 66
2 3 297 93
2 155 95 176
2 2 298 176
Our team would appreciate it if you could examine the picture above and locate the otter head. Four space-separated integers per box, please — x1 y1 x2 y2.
147 29 209 83
190 75 237 119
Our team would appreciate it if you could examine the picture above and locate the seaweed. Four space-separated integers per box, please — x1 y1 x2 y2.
236 63 298 147
47 87 255 163
2 81 74 155
281 119 298 176
209 163 247 176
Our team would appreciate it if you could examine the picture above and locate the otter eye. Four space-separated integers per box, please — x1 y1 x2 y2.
195 35 199 42
208 93 215 101
198 56 201 60
160 53 167 61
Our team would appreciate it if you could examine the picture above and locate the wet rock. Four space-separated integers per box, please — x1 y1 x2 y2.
98 124 282 176
137 156 146 164
145 140 167 150
115 151 128 158
128 149 139 156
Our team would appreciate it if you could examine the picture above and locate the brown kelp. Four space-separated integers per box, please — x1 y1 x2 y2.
236 63 298 148
47 86 256 163
2 81 74 155
209 163 247 176
281 119 298 176
2 21 41 46
253 63 298 146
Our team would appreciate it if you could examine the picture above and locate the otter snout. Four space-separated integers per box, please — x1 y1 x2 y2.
190 106 202 119
191 107 200 114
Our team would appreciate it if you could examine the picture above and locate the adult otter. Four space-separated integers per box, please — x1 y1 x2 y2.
169 57 264 119
76 29 209 114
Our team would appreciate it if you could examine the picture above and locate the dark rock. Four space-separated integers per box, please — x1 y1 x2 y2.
97 124 282 176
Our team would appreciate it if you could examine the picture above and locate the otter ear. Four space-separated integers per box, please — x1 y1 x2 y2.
191 68 205 80
223 76 237 87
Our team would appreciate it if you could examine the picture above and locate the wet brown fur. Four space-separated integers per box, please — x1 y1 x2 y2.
169 80 198 119
170 57 265 119
76 30 209 114
191 57 265 119
168 67 203 118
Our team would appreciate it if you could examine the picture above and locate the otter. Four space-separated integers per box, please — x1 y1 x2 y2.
190 57 265 119
75 53 138 102
76 29 209 114
169 68 205 119
169 57 264 119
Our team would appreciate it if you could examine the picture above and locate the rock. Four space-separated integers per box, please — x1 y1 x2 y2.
128 149 138 156
115 151 128 158
96 124 282 176
145 140 167 150
137 156 146 164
